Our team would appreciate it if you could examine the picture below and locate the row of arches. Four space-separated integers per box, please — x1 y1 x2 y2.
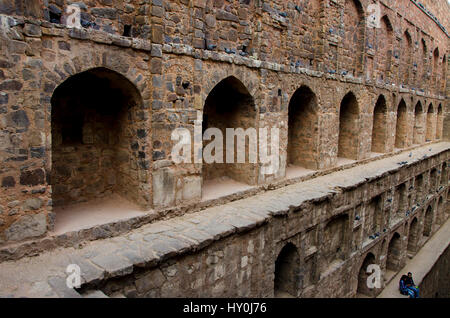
342 0 446 91
273 194 447 298
50 68 445 209
358 195 446 297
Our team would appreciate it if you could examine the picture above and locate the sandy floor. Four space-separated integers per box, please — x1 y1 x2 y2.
336 157 357 166
201 176 253 201
285 165 315 179
52 194 146 235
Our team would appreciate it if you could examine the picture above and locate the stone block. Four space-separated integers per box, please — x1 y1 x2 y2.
4 213 47 242
153 168 176 208
182 176 201 201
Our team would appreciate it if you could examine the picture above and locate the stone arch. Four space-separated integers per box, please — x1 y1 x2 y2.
436 104 443 139
437 196 444 225
357 252 377 297
433 48 440 88
401 30 413 85
288 0 322 67
413 101 424 144
338 92 359 160
202 76 258 189
430 167 438 192
274 243 300 297
423 205 433 237
395 99 408 148
371 95 388 153
426 103 435 142
201 72 258 111
50 67 150 209
377 15 393 82
419 39 428 84
341 0 365 77
441 162 447 186
287 85 319 170
415 173 424 202
386 232 402 271
407 217 419 253
322 214 349 270
442 54 447 92
44 51 148 99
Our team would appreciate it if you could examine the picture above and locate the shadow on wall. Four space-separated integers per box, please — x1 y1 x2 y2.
50 67 149 209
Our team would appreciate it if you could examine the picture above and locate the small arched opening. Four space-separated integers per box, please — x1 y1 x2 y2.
413 101 424 144
425 104 435 142
274 243 301 298
357 252 377 297
371 95 388 153
338 93 359 160
51 68 149 229
386 232 402 272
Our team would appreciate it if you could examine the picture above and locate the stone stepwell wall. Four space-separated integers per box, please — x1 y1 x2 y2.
0 143 447 297
0 0 448 249
88 149 449 298
419 243 450 298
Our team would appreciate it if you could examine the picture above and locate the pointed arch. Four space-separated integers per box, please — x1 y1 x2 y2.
423 205 433 237
341 0 365 77
371 95 388 153
442 54 447 93
426 103 435 142
419 39 428 85
50 67 149 209
287 85 319 170
437 196 444 225
377 15 394 82
413 101 424 144
386 232 402 271
401 31 413 85
407 217 419 253
274 243 300 297
433 48 440 89
202 76 257 190
338 92 359 159
357 252 377 297
395 99 408 148
436 104 443 139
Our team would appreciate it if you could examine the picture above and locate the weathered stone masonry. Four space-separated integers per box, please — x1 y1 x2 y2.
0 0 448 297
0 143 448 297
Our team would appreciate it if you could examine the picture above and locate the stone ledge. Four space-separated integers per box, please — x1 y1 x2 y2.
0 142 448 263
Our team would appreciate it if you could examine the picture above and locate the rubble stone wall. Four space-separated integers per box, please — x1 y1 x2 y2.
0 0 448 249
88 152 449 298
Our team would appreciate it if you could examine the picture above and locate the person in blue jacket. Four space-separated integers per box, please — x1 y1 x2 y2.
405 272 420 298
399 275 415 298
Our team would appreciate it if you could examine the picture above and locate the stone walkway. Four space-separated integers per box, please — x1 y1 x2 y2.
378 217 450 298
0 142 448 297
